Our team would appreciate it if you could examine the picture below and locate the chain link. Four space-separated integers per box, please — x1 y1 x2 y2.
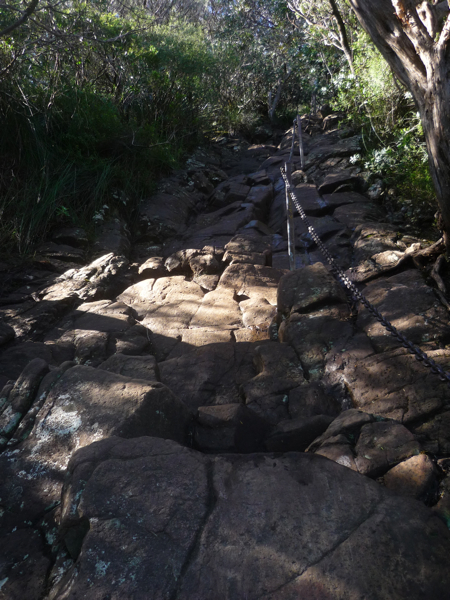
280 124 450 387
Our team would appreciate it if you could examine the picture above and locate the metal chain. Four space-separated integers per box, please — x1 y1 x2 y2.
280 123 450 387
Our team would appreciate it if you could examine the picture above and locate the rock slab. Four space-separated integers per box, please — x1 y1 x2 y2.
50 437 450 600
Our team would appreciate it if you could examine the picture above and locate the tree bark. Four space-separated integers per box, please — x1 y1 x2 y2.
348 0 450 250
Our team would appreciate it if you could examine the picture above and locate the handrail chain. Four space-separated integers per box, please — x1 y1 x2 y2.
281 118 450 387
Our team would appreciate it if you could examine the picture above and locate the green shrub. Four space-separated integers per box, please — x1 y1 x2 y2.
0 12 215 255
333 32 435 218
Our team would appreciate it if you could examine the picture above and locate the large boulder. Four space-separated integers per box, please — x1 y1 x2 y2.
118 276 205 360
0 365 191 527
242 342 305 424
48 437 450 600
356 270 450 353
37 253 129 303
159 342 256 410
277 262 346 315
338 347 450 423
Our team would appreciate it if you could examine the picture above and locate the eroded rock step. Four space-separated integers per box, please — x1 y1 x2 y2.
0 121 450 599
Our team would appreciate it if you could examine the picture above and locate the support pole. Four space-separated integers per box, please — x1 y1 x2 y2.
297 115 305 170
285 161 295 271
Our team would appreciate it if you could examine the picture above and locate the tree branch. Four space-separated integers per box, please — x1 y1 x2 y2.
328 0 355 74
289 0 355 74
0 0 40 37
392 0 433 47
437 14 450 56
329 0 351 51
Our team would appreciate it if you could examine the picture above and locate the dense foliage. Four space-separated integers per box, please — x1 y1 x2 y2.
0 0 438 254
0 1 214 252
331 31 434 211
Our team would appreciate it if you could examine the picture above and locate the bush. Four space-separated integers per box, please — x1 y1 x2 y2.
0 11 215 255
332 32 435 219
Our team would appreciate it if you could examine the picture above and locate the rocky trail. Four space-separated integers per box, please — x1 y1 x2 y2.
1 114 450 599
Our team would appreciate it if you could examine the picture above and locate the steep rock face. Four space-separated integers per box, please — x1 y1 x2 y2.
0 121 450 598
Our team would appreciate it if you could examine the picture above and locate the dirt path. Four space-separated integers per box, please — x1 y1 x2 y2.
0 118 450 599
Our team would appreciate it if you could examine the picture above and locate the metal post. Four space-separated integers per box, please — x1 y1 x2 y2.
285 161 295 271
297 115 305 170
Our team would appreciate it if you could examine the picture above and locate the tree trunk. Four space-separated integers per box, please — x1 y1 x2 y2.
328 0 355 76
268 66 292 122
418 70 450 249
348 0 450 250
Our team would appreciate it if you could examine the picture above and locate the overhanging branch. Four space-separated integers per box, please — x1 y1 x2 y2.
0 0 40 37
